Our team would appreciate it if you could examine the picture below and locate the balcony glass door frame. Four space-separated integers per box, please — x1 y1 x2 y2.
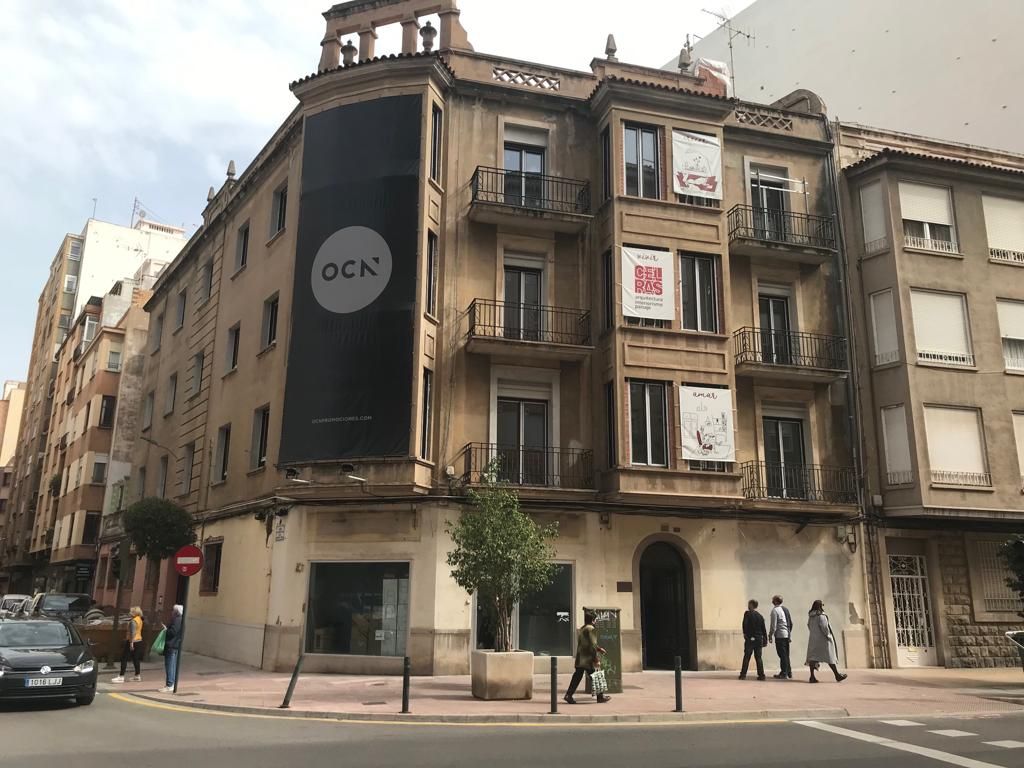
496 397 549 486
503 265 543 342
504 142 545 208
758 290 793 365
761 413 809 500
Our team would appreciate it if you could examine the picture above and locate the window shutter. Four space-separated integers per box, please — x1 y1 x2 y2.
996 299 1024 340
910 290 969 355
881 405 912 476
983 196 1024 253
859 181 886 245
870 290 899 363
899 182 953 225
504 125 548 147
923 406 985 474
1013 412 1024 478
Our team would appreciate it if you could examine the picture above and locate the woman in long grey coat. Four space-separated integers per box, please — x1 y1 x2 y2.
805 599 847 683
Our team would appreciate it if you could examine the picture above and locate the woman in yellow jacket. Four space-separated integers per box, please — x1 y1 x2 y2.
111 607 144 683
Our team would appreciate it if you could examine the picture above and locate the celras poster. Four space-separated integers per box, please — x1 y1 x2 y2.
621 247 675 321
672 130 723 200
679 386 735 462
279 95 421 463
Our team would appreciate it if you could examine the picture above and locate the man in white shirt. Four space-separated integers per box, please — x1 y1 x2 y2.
768 594 794 679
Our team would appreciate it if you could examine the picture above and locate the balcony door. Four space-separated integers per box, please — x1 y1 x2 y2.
504 143 545 208
750 170 787 241
762 416 807 499
504 267 543 341
497 398 548 485
758 294 792 365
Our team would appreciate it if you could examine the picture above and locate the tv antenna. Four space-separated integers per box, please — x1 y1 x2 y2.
701 8 755 94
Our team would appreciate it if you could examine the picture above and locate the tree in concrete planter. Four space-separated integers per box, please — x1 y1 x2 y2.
446 468 558 652
123 497 195 613
999 535 1024 619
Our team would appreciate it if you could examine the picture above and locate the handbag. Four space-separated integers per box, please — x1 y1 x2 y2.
151 628 167 656
590 668 608 695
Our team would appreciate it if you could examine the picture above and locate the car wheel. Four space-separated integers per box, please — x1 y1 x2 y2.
76 694 96 706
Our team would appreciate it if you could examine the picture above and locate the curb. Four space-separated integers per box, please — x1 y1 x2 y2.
124 693 849 724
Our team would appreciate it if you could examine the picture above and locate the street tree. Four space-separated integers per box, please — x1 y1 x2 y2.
999 535 1024 618
123 497 195 614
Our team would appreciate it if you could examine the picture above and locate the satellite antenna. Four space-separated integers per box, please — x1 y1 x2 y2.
701 8 755 94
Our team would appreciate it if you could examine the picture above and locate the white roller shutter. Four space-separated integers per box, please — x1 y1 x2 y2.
859 181 886 245
996 299 1024 340
923 406 985 474
910 290 970 356
983 196 1024 253
899 182 953 225
504 124 548 147
1013 412 1024 477
870 289 899 364
881 405 912 476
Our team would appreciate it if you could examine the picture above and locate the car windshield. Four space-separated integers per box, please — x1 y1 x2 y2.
40 595 91 612
1 598 26 611
0 622 74 647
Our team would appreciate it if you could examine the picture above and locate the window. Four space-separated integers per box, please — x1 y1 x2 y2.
305 562 409 656
516 563 574 656
1015 412 1024 486
910 290 973 366
251 406 270 470
881 405 913 485
601 126 612 201
503 142 545 207
68 240 82 260
82 513 101 546
983 195 1024 263
106 347 122 371
261 294 279 349
142 391 154 430
64 275 77 293
151 313 164 352
200 261 214 301
235 222 250 271
175 289 187 330
136 466 146 499
190 351 204 396
200 542 223 593
967 539 1024 620
83 316 98 345
996 299 1024 370
271 186 287 236
157 455 168 498
859 181 887 254
605 380 616 467
164 373 177 415
624 123 660 199
923 406 989 486
496 397 549 485
762 416 808 499
58 312 71 330
214 424 231 483
899 182 956 253
425 231 438 317
870 289 900 365
628 380 668 466
430 104 443 182
602 249 614 330
99 395 116 428
226 324 240 372
91 455 108 484
181 441 195 495
679 253 719 332
419 369 432 461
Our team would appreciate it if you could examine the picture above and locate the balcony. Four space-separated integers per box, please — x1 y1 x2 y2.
905 235 958 254
733 327 848 383
740 461 858 505
930 470 991 488
990 247 1024 266
456 443 594 491
466 299 592 360
727 205 836 264
469 166 591 233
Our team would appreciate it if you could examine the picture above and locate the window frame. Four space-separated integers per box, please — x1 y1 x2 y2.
623 123 661 200
142 391 154 430
190 351 205 397
214 424 231 483
98 395 116 429
600 125 612 201
164 373 177 416
157 455 168 498
199 261 214 302
270 186 287 237
235 221 250 272
966 536 1024 622
430 104 443 183
261 294 279 350
679 252 720 333
251 405 270 470
909 288 974 367
226 324 240 372
628 380 669 467
869 288 900 366
174 289 187 330
425 231 438 317
200 541 223 593
181 441 195 496
419 369 433 461
996 298 1024 371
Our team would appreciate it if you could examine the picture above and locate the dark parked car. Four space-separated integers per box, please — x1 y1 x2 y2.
25 593 95 621
0 618 97 705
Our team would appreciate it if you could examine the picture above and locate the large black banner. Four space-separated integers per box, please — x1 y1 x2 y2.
279 95 422 463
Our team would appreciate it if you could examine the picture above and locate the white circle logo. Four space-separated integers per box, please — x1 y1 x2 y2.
310 226 393 314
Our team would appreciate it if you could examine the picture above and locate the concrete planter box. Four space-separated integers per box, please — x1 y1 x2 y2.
471 649 534 700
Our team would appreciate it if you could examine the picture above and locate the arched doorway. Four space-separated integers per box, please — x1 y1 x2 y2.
639 541 694 670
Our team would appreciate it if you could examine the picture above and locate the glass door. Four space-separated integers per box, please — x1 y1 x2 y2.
888 554 938 666
497 398 549 485
763 416 807 499
750 174 787 241
503 267 542 341
758 295 792 365
504 143 545 208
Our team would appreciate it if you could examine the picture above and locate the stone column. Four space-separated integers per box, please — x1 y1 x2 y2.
401 17 420 55
318 32 341 71
438 9 470 50
358 27 377 61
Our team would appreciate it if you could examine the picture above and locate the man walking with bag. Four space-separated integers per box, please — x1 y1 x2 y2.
769 594 794 679
739 599 767 681
564 609 611 704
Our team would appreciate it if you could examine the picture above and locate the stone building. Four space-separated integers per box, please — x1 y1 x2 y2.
0 381 26 592
837 123 1024 668
133 0 870 676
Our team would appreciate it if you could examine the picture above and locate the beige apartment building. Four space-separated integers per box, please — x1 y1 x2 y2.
0 381 27 591
130 0 871 676
838 123 1024 668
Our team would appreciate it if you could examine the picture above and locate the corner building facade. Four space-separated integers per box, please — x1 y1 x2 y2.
144 0 871 675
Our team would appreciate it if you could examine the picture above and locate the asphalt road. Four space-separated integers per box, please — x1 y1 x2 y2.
1 693 1023 768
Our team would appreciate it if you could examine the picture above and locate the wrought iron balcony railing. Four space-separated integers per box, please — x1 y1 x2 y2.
727 204 837 251
471 166 591 216
456 442 594 490
740 461 858 504
468 299 591 347
733 327 848 371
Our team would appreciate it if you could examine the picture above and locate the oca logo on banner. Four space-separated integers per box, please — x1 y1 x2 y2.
311 226 393 314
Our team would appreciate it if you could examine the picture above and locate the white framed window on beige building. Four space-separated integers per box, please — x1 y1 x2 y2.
200 261 214 302
181 441 195 496
250 405 270 470
214 424 231 483
982 195 1024 264
142 391 154 430
164 373 177 415
157 455 168 498
966 537 1024 621
899 181 957 253
910 289 973 367
996 298 1024 371
174 289 187 330
881 405 913 486
270 186 287 238
869 289 899 366
923 405 990 487
859 180 888 254
1013 412 1024 488
190 351 204 397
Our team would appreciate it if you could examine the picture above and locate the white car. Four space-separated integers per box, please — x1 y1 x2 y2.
0 594 30 618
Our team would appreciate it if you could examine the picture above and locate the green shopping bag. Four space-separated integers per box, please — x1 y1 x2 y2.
151 628 167 656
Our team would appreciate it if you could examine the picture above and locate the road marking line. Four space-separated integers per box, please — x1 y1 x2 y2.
929 730 977 738
881 719 926 726
795 721 1008 768
984 741 1024 749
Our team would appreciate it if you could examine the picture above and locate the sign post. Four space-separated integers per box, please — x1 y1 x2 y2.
171 544 203 694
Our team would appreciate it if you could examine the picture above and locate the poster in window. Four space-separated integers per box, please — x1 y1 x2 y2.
621 247 675 321
679 386 735 462
672 130 723 200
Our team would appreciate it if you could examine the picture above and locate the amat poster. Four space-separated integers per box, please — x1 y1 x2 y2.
679 386 735 462
672 130 723 200
621 247 675 321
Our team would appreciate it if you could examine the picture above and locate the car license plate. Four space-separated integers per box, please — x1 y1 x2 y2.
25 677 63 687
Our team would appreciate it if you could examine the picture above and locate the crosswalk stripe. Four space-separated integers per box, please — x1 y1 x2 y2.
880 719 926 727
984 741 1024 749
928 730 977 738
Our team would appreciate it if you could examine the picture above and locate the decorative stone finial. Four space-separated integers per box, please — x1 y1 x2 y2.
341 38 357 65
226 160 236 180
421 21 437 52
207 186 215 202
678 36 692 72
605 34 617 61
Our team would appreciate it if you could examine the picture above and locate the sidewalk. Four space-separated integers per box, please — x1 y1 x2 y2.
101 654 1024 724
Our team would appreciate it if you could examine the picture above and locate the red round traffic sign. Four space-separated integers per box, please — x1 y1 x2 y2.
173 544 204 577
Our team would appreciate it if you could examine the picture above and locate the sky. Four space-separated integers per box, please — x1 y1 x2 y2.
0 0 753 385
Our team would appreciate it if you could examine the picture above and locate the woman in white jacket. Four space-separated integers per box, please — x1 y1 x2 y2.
805 600 848 683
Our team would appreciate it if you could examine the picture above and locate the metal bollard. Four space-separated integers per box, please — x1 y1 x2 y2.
674 655 683 713
401 656 411 714
549 656 558 714
279 652 305 709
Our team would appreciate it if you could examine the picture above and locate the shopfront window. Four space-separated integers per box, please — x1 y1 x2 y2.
306 562 410 657
475 563 574 656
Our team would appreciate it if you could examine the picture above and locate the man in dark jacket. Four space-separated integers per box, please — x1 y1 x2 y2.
739 599 767 681
160 604 184 693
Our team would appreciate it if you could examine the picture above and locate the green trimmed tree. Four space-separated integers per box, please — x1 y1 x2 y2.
999 535 1024 619
446 468 558 653
123 497 195 613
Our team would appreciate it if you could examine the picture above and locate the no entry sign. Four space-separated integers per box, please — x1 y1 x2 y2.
173 544 204 577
